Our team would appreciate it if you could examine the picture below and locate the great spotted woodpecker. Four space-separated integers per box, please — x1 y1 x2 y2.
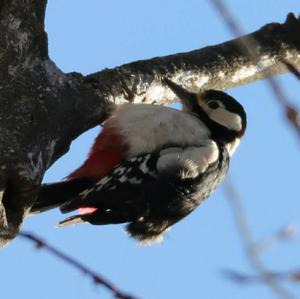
31 79 247 244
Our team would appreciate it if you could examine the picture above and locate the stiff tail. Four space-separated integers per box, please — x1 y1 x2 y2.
30 178 94 215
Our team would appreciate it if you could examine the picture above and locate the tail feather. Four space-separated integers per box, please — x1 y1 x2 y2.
56 215 86 227
30 178 94 215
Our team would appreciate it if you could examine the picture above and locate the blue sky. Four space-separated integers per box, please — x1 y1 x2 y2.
2 1 300 299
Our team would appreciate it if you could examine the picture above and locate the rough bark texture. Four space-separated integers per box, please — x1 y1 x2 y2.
0 0 299 247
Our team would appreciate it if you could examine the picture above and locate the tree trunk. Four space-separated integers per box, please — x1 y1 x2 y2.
0 0 299 247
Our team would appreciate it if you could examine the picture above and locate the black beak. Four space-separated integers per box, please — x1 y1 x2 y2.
163 78 198 111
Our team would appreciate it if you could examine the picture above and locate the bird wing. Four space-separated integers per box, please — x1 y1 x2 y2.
57 143 220 243
156 141 219 179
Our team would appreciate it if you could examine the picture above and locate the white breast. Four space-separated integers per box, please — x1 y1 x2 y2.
106 103 211 157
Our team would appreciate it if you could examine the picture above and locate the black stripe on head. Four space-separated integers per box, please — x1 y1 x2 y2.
192 105 238 143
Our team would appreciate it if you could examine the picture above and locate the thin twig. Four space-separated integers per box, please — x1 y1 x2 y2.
223 179 297 299
209 1 299 295
19 231 138 299
223 269 300 285
281 59 300 80
253 225 297 255
210 0 300 140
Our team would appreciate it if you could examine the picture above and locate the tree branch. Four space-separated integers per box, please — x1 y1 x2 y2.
19 231 137 299
0 0 299 247
223 179 297 299
83 13 300 106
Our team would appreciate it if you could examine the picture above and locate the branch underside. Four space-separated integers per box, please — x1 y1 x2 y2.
0 0 299 246
84 13 300 106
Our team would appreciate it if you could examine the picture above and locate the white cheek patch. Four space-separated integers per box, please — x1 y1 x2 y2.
197 97 242 132
209 109 242 132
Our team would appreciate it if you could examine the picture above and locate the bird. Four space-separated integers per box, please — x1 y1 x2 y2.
31 78 247 244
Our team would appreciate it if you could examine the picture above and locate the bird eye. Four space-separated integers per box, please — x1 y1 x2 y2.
207 101 220 110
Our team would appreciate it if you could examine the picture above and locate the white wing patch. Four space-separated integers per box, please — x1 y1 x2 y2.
96 176 112 187
80 188 95 199
157 141 219 179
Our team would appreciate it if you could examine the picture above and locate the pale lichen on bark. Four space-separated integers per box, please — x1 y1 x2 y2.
0 0 299 247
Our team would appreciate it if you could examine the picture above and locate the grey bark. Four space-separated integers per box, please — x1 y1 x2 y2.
0 0 299 247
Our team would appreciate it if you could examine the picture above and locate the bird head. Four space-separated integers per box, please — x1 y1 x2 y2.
164 78 247 156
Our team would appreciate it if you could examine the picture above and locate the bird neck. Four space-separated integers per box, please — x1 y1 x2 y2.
209 125 238 145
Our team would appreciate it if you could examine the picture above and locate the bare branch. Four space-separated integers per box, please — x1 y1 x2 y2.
223 269 300 285
210 0 300 142
253 225 297 255
208 4 300 298
84 13 300 106
224 179 298 299
282 59 300 80
19 231 138 299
